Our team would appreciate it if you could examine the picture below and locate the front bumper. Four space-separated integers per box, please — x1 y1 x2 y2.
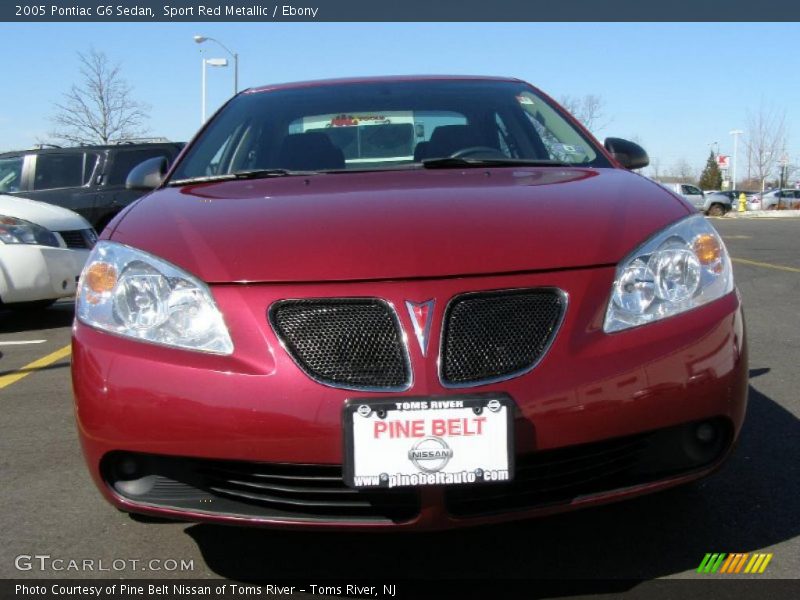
72 267 748 530
0 245 89 303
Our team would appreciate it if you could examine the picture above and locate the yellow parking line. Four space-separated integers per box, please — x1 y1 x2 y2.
0 344 72 391
732 257 800 273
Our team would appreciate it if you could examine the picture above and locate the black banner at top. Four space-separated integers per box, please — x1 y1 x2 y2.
4 0 800 22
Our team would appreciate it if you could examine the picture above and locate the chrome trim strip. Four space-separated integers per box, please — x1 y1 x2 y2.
268 297 413 393
437 287 568 389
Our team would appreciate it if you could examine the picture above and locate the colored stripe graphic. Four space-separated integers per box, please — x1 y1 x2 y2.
758 554 773 573
698 553 727 573
735 553 749 573
746 555 762 573
701 552 773 574
719 554 735 573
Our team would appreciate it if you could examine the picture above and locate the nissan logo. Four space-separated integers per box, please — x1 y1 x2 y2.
408 437 453 473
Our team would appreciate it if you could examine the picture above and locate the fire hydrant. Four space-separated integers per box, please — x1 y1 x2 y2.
738 192 747 213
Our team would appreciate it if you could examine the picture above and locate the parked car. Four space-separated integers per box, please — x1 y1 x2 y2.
0 141 184 232
0 194 95 310
759 188 800 210
704 190 760 213
658 182 729 215
72 76 746 530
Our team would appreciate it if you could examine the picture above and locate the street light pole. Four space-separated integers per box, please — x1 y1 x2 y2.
729 129 743 190
194 35 239 95
200 58 229 124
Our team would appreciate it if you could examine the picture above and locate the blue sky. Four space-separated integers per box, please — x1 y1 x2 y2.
1 22 796 177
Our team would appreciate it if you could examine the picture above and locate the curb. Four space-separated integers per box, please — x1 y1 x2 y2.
722 211 800 219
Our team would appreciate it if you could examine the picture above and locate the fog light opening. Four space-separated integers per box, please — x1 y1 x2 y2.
694 422 717 444
118 456 140 478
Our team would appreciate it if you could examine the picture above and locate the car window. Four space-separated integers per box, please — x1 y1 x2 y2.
0 156 23 193
171 80 609 180
83 152 100 184
293 112 425 164
681 185 702 196
33 153 96 190
106 148 173 185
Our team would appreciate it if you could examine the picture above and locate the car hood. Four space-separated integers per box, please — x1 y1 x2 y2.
111 167 689 283
0 194 91 231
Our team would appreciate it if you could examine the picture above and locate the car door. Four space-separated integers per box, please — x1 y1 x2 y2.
20 152 100 223
681 184 705 209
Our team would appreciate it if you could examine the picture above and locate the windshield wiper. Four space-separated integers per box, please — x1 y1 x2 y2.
168 169 315 186
231 168 318 179
421 157 570 169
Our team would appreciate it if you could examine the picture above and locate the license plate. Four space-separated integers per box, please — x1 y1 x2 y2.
343 395 514 489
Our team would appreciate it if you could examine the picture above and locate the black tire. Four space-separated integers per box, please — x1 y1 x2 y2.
706 203 726 217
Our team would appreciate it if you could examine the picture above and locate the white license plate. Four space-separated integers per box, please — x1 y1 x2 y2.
343 395 514 489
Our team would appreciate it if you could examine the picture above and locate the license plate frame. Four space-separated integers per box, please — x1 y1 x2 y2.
342 394 515 489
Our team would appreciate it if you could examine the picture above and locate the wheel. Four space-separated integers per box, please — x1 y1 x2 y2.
706 203 726 217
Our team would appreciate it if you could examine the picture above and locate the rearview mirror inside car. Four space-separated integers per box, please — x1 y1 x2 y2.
604 138 649 170
126 156 168 190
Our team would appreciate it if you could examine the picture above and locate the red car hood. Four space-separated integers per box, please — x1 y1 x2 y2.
111 167 688 283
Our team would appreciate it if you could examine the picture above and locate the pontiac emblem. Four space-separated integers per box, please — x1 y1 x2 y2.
405 299 435 356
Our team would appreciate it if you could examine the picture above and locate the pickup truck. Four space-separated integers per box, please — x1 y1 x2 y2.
658 182 730 216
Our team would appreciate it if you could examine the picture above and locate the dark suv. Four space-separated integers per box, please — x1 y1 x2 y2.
0 141 184 231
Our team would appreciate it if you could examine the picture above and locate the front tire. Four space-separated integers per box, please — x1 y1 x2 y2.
706 203 726 217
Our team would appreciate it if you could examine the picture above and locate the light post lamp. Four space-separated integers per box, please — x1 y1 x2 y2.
200 57 229 124
729 129 743 190
194 35 239 95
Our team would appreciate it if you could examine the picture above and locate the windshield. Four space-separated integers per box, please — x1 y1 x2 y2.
170 79 610 181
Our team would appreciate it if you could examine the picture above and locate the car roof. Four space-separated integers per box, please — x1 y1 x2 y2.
245 74 524 95
0 142 184 158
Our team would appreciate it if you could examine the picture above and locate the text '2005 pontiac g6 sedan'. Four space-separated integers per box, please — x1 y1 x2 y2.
72 76 747 530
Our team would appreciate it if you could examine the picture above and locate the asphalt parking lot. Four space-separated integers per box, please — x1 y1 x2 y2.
0 217 798 588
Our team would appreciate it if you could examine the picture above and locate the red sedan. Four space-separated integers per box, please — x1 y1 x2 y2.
72 76 747 530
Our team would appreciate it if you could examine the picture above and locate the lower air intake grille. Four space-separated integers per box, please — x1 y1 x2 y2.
270 299 410 390
445 418 732 517
104 453 420 523
441 289 564 386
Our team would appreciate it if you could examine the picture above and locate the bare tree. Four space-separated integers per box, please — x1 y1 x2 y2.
648 156 662 180
744 103 787 192
49 49 150 145
667 158 697 182
558 94 609 133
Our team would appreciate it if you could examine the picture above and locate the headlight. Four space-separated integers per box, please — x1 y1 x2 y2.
604 215 733 333
0 215 59 247
77 241 234 354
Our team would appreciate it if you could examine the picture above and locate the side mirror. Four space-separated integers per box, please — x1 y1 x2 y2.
125 156 168 191
604 138 649 170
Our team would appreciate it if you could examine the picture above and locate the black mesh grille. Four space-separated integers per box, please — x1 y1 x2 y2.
58 229 93 249
270 299 409 390
441 289 564 385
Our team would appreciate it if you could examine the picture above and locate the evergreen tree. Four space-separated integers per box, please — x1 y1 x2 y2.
699 150 723 190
